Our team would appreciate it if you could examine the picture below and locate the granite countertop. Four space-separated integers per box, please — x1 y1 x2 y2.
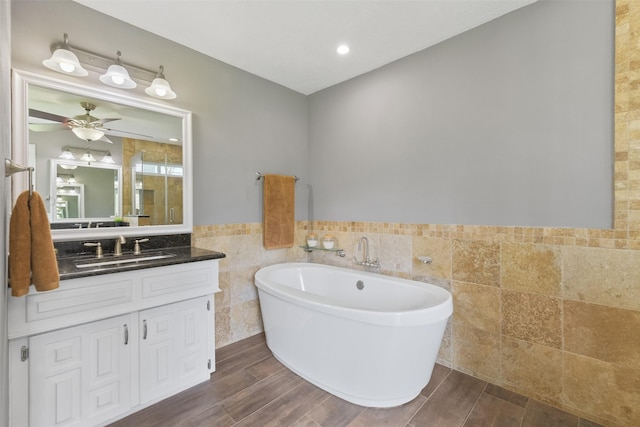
57 246 226 280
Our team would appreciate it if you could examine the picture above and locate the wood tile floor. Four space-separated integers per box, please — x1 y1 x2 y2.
109 333 604 427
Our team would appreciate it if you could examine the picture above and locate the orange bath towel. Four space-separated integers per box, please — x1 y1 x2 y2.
263 174 295 249
9 191 59 297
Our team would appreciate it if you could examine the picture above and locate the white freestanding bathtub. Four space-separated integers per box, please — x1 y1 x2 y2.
254 262 453 408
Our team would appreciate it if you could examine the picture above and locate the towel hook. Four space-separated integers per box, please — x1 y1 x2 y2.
5 158 34 196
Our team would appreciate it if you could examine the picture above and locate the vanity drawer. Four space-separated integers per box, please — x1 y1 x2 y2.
141 262 217 303
26 278 134 322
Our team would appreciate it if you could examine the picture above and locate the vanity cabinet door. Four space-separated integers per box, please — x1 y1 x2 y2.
28 314 133 427
139 296 211 404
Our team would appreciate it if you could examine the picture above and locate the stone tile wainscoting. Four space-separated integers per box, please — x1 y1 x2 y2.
193 221 640 427
189 2 640 426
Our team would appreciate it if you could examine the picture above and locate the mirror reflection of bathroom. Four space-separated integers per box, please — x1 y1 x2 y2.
125 141 183 226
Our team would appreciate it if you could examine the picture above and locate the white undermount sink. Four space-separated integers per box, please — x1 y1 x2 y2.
74 251 176 268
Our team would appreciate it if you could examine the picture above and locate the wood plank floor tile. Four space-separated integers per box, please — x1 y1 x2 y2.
420 363 452 399
108 333 603 427
213 345 273 377
175 404 236 427
245 354 286 380
521 400 580 427
408 370 486 427
463 393 525 427
203 368 265 402
291 416 323 427
483 383 528 407
221 368 304 422
234 381 330 426
216 333 266 363
306 395 366 427
346 395 426 427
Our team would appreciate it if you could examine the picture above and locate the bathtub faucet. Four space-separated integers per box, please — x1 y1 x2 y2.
354 236 380 268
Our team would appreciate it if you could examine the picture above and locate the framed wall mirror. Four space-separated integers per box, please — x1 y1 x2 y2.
12 70 193 241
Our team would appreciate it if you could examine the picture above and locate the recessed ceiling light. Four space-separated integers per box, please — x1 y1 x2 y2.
337 44 350 55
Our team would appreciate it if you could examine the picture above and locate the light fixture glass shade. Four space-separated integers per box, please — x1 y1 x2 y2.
71 126 105 142
100 64 137 89
145 77 177 99
43 48 88 76
81 151 96 163
59 164 78 170
101 152 116 164
58 149 76 160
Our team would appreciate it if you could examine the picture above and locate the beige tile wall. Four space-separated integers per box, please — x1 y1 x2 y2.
191 2 639 426
194 221 640 427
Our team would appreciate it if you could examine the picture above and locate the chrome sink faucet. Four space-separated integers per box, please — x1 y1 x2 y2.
354 236 380 268
114 235 126 256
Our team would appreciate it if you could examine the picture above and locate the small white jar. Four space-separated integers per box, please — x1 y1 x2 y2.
322 234 335 249
306 233 318 247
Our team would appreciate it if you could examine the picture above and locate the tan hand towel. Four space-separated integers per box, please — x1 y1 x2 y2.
9 191 59 297
263 174 295 249
29 192 59 293
9 191 31 297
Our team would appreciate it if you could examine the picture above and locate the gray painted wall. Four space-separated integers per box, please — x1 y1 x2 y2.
11 0 614 229
308 0 614 228
11 0 309 226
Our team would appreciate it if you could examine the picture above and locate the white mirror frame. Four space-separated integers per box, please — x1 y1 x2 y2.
11 69 193 241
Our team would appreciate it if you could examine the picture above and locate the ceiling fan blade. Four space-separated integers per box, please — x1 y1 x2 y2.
29 108 72 124
94 117 121 125
29 123 69 132
103 127 154 139
98 135 114 144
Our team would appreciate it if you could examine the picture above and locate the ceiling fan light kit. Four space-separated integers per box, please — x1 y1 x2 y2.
43 33 177 100
71 126 105 142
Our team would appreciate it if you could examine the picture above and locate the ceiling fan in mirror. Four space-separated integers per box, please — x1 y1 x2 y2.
29 102 155 144
29 102 117 143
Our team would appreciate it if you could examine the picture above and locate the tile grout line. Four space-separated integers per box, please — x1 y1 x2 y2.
289 392 333 427
460 382 488 427
405 368 453 426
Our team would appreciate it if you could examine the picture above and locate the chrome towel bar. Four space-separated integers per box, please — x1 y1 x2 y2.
5 158 34 196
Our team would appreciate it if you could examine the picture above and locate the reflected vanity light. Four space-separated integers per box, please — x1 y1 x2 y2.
59 146 118 165
101 152 115 164
80 150 97 164
42 33 177 100
58 148 75 160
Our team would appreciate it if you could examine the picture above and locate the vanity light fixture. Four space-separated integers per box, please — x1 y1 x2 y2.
58 148 75 160
80 149 97 165
100 51 137 89
145 66 177 99
42 34 88 76
42 33 178 99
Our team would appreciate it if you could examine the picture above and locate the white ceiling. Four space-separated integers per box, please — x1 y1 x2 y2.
75 0 538 95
